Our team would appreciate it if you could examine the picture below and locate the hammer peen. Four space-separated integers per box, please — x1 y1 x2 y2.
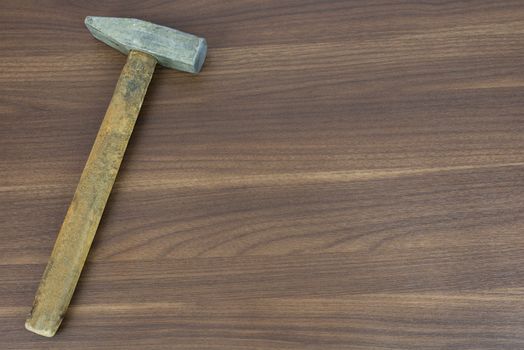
25 16 207 337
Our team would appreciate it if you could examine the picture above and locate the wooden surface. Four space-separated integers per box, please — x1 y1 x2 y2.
1 1 524 349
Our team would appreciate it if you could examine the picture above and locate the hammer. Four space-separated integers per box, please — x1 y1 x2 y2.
25 16 207 337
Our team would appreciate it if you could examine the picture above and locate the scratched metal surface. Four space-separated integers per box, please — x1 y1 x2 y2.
85 16 207 73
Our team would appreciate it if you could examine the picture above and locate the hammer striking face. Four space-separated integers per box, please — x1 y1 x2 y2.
25 17 207 337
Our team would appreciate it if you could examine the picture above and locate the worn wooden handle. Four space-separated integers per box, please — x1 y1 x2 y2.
25 51 157 337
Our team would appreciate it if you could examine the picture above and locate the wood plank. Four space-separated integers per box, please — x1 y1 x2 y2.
1 0 524 348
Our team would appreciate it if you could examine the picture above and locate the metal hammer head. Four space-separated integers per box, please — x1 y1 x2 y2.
85 16 207 73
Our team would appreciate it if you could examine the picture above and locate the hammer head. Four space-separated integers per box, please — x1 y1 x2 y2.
85 16 207 73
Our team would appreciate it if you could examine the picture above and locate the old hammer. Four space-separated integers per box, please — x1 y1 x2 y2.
25 16 207 337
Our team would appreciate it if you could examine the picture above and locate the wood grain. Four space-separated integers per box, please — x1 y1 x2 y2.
1 0 524 348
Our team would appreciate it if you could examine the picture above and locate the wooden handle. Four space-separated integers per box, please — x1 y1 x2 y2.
25 50 157 337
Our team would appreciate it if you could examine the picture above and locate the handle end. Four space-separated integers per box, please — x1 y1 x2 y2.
25 316 60 337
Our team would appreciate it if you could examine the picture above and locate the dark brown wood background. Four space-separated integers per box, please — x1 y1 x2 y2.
2 1 524 349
